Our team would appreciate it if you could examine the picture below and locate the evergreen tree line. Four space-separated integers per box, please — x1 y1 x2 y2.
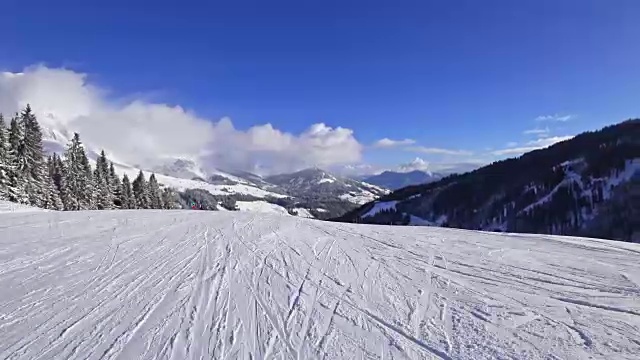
0 105 179 211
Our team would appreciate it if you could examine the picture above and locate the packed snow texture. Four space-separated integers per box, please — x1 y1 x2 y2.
1 210 639 359
235 201 290 215
0 200 46 214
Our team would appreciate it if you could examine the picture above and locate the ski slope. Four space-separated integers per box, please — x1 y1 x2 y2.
1 210 639 359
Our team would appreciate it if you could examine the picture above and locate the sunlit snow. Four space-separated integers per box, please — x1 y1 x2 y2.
1 209 639 359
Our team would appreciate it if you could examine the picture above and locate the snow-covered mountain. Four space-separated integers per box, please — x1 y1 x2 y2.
363 170 443 190
265 167 389 205
2 206 639 359
38 124 387 219
336 119 640 243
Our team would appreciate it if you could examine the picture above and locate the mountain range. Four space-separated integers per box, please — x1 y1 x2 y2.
39 123 390 219
362 170 443 190
333 119 640 243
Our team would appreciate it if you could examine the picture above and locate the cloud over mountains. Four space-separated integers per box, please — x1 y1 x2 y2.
0 66 362 175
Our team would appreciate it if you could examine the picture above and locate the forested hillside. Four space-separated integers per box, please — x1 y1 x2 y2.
334 119 640 242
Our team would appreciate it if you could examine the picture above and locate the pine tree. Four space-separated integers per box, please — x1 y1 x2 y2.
109 163 122 209
7 115 28 204
79 150 95 210
161 187 179 209
51 153 69 210
120 174 135 209
50 177 64 210
62 133 95 210
45 171 63 210
148 173 163 209
93 150 113 210
21 105 47 207
132 170 149 209
96 150 109 179
0 114 9 200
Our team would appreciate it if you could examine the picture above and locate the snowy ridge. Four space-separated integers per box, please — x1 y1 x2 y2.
266 168 390 206
1 210 639 359
110 162 287 199
338 192 382 205
362 200 398 218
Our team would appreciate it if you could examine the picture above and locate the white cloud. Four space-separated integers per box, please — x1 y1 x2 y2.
505 141 518 147
523 127 550 136
492 146 542 156
405 146 472 156
526 136 573 147
492 135 574 156
331 163 385 177
535 114 575 122
430 161 485 174
373 137 416 148
0 65 363 175
398 157 430 172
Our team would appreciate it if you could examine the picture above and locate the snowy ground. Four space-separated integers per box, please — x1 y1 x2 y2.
235 201 291 215
0 200 46 214
1 210 639 359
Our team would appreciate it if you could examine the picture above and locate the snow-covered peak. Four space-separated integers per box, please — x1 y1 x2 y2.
149 158 209 181
265 167 389 205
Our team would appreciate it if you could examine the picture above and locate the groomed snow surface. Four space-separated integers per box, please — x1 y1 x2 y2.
1 210 639 359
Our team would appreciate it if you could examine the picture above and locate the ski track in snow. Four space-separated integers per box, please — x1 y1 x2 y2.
0 210 639 360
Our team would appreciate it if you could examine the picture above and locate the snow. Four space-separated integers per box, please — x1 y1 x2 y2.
1 210 639 359
339 192 380 205
292 208 315 218
362 200 398 218
41 131 287 200
317 178 335 184
0 200 46 213
235 202 315 219
602 158 640 198
520 158 640 217
207 168 254 185
408 214 433 226
109 162 288 199
358 181 389 194
235 201 290 215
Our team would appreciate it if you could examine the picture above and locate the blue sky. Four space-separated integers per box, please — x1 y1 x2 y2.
1 0 640 174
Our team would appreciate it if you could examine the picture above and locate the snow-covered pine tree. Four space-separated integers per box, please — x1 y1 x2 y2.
51 153 69 210
161 187 179 209
132 170 150 209
44 159 63 210
62 133 91 210
7 115 28 204
96 150 109 178
120 174 135 209
148 173 163 209
109 163 122 209
79 149 95 210
47 176 64 210
0 114 9 200
21 105 47 207
93 150 113 210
